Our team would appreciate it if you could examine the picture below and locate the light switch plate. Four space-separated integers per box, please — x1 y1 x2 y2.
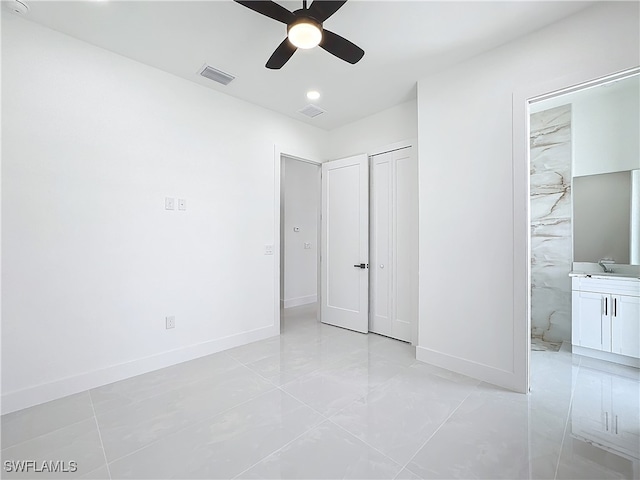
165 197 175 210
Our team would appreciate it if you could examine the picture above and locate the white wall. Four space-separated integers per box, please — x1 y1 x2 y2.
417 2 639 391
326 100 417 159
1 14 327 413
572 78 640 177
282 158 319 308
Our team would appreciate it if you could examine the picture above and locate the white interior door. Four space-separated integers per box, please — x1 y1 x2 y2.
370 146 417 343
321 154 369 333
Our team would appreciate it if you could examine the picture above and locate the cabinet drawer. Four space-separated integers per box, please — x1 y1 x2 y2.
572 277 640 297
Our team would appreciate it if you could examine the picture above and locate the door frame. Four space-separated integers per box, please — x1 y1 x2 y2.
512 65 639 394
274 145 323 331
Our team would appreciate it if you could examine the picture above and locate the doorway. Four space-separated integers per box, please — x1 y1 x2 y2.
521 68 640 384
279 155 321 327
513 67 640 392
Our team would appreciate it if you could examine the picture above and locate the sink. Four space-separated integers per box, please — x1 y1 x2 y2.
569 262 640 280
569 271 640 280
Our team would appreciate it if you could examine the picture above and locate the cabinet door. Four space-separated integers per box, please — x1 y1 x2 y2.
611 295 640 358
573 291 606 351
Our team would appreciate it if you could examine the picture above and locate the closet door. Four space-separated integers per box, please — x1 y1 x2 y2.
370 146 417 342
370 153 393 337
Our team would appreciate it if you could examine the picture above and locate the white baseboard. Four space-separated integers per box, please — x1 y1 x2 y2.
416 345 526 394
1 324 279 415
283 294 317 309
572 345 640 368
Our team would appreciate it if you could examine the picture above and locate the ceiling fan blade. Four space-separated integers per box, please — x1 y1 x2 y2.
234 0 295 24
319 29 364 64
266 38 297 69
307 1 347 22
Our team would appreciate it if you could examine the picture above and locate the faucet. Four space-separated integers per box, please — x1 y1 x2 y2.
598 259 615 273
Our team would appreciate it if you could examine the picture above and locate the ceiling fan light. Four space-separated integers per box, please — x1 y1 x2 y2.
288 19 322 49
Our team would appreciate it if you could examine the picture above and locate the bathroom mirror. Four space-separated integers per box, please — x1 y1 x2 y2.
573 169 640 265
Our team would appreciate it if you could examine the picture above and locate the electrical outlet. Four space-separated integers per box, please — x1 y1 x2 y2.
178 199 186 211
264 244 274 255
166 316 175 329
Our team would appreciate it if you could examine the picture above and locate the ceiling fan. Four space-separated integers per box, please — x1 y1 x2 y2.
234 0 365 69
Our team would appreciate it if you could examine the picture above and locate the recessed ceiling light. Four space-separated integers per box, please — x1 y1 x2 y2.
306 90 321 101
4 0 29 15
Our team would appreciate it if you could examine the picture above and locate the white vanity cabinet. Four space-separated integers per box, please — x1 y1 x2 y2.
611 294 640 357
571 276 640 366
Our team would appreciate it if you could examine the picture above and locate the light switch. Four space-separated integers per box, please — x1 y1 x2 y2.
264 244 274 255
178 199 186 211
165 197 175 210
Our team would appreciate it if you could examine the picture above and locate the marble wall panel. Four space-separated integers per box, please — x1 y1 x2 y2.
530 105 572 342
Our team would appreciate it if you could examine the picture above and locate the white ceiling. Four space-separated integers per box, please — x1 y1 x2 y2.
14 0 595 130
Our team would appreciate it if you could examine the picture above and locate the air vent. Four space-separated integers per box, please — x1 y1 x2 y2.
198 64 235 85
298 104 325 118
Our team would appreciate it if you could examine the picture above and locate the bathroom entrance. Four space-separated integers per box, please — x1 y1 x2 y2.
527 71 640 354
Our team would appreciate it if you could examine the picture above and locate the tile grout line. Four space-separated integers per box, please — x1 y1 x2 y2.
0 413 95 452
87 353 250 418
328 418 404 475
0 390 100 452
88 390 113 480
99 383 282 468
276 385 331 419
86 352 295 468
553 355 581 480
273 352 420 424
399 388 476 473
230 418 335 480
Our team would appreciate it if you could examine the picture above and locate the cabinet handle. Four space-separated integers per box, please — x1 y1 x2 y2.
615 415 618 434
605 411 609 431
614 297 617 317
605 297 608 316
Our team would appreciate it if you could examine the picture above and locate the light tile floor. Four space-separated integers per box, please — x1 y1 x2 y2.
2 304 639 479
